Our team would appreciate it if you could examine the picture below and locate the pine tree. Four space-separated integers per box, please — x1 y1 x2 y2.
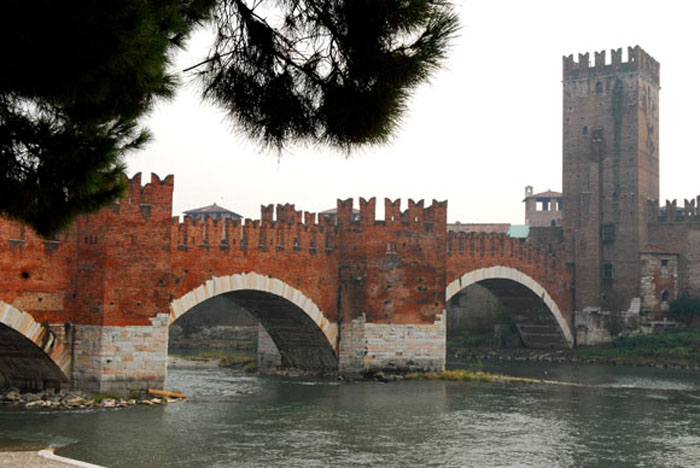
0 0 213 235
1 0 457 236
198 0 459 149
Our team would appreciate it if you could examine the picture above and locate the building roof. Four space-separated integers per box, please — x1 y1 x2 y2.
640 244 678 255
184 203 242 219
524 190 562 201
506 224 530 239
447 223 511 234
319 207 360 215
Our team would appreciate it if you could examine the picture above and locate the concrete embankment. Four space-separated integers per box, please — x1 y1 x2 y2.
0 449 104 468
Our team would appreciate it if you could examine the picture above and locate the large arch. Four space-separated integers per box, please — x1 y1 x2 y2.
170 272 338 371
446 266 574 348
0 301 70 391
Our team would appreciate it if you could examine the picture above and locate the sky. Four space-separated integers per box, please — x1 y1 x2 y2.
126 0 700 224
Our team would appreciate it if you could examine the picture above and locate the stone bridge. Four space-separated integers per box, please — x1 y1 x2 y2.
0 174 573 393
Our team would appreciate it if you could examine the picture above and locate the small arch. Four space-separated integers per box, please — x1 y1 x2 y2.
595 81 603 94
0 301 70 390
446 267 573 348
661 290 670 303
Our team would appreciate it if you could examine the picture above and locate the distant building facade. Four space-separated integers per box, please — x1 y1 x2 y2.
523 186 562 227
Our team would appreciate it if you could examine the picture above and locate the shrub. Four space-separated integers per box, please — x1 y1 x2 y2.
670 296 700 324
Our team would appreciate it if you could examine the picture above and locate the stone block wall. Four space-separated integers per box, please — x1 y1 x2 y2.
339 313 445 374
73 314 169 394
575 307 640 346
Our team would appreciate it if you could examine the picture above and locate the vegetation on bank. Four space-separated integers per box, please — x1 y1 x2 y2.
170 351 257 373
403 369 579 386
447 329 494 349
580 329 700 361
448 328 700 369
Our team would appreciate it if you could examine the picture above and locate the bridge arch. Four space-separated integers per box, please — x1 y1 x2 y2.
0 301 70 391
446 266 574 348
170 272 338 371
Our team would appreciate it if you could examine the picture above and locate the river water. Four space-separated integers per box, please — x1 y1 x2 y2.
1 360 700 468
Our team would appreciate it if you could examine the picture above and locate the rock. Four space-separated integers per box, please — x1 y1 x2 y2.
66 397 85 407
150 398 162 404
3 391 21 402
102 398 116 408
25 400 43 408
128 399 137 405
140 399 154 405
22 393 41 402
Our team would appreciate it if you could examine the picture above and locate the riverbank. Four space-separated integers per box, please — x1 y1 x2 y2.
449 328 700 371
0 449 104 468
0 388 185 411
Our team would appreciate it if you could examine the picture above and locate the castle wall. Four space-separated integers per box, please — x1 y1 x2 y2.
648 221 700 299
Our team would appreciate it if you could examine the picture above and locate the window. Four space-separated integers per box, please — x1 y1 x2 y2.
661 259 669 267
602 263 614 280
595 81 603 94
583 126 588 136
661 290 670 303
601 224 615 242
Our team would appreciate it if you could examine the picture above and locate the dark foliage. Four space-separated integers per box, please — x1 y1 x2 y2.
198 0 459 149
0 0 213 235
1 0 457 235
670 295 700 324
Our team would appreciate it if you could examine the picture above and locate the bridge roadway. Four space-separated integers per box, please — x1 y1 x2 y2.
0 173 573 393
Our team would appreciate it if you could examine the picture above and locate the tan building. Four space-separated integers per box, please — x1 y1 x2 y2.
524 186 562 227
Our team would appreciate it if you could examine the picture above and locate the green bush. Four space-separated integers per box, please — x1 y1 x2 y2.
670 296 700 323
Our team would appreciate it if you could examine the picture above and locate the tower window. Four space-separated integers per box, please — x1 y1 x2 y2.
595 81 603 94
583 126 588 136
601 224 615 242
602 263 614 280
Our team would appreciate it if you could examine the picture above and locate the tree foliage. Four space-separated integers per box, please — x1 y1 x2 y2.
1 0 458 235
0 0 213 235
670 296 700 324
199 0 459 149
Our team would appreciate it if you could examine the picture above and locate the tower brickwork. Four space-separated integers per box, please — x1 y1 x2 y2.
563 46 660 312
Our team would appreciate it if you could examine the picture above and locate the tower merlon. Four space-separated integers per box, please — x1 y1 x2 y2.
563 45 659 84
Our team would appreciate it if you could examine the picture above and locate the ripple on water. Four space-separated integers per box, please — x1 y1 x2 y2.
3 366 700 468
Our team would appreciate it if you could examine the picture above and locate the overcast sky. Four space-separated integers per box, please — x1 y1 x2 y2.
126 0 700 224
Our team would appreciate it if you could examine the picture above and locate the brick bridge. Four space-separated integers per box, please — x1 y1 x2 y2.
0 174 573 393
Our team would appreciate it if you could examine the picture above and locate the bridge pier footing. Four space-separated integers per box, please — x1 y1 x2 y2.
71 314 169 394
339 313 446 376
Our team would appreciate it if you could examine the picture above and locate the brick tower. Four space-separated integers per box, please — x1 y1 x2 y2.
562 46 660 312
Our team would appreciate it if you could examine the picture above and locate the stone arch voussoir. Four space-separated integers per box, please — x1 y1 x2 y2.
446 266 573 347
0 301 71 379
169 272 338 351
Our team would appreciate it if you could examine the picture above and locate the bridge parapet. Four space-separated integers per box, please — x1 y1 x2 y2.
447 232 567 277
446 232 573 335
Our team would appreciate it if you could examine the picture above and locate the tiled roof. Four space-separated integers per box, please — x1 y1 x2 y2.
640 244 677 255
524 190 562 200
447 223 511 234
184 203 242 218
319 207 360 215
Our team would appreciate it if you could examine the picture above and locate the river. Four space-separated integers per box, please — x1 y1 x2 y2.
1 360 700 468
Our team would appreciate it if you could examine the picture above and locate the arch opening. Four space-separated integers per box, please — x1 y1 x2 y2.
170 273 338 374
447 267 573 348
0 322 68 392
